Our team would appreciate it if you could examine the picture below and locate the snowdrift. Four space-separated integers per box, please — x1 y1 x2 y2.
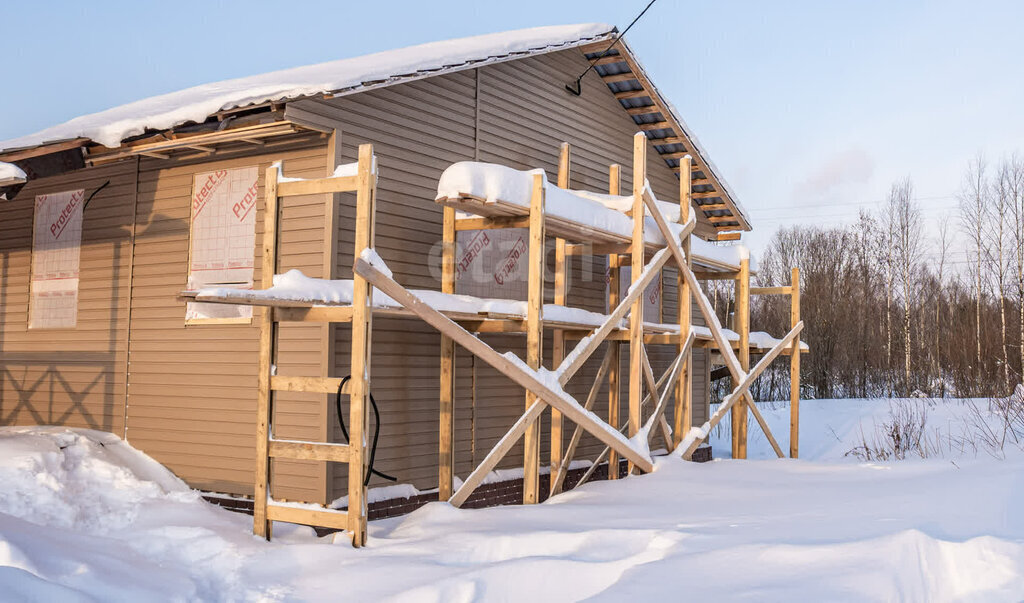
2 399 1024 600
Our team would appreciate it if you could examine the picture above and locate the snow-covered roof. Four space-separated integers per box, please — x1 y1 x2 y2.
0 161 27 186
0 24 615 153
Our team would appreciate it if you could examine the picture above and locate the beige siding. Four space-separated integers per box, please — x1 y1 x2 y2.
0 160 136 435
293 46 714 498
1 44 717 504
126 135 333 501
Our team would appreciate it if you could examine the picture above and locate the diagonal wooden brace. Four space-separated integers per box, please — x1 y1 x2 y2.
641 345 674 445
556 246 672 386
575 348 686 486
550 346 615 495
680 321 803 459
640 186 784 457
643 330 695 442
450 399 546 507
354 256 655 500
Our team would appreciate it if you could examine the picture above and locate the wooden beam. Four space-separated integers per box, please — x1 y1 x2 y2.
641 186 781 457
550 143 571 493
681 323 804 458
716 232 742 242
347 144 376 547
790 267 801 458
0 137 89 162
628 132 646 474
449 401 547 507
270 375 348 394
550 346 614 496
351 259 654 473
659 151 691 160
277 175 358 196
614 89 652 100
266 505 348 532
556 247 671 385
439 206 456 500
253 164 279 541
691 191 724 199
454 216 530 231
751 286 793 296
708 216 739 224
577 352 682 486
644 335 693 443
268 439 350 462
592 54 626 66
733 258 751 459
652 136 687 146
693 270 739 281
698 203 729 211
607 164 622 479
602 72 640 84
524 173 545 505
626 105 662 116
674 154 693 451
637 121 673 131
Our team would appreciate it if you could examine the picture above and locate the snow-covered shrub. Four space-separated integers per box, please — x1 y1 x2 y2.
846 399 937 460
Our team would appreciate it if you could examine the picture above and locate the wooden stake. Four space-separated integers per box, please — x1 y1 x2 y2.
733 258 751 459
607 164 621 480
347 144 376 547
628 133 646 473
439 206 456 500
524 173 545 504
253 164 279 540
790 266 801 458
674 154 693 451
550 143 570 494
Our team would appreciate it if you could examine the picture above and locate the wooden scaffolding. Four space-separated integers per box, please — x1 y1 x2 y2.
184 133 804 547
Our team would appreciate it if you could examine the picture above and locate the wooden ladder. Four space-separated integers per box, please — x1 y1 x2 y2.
253 144 377 547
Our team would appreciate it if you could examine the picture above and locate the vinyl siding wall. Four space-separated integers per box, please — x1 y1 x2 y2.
0 45 717 504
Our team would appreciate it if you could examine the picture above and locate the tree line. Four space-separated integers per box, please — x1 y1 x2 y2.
709 154 1024 401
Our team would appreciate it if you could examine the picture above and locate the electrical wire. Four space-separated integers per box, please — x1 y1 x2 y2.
565 0 658 96
336 375 397 486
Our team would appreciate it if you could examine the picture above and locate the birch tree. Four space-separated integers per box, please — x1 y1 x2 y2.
959 155 989 383
891 179 923 395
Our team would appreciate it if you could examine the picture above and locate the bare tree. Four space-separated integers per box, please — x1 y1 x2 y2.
959 155 989 384
935 216 952 396
1006 154 1024 386
891 179 923 395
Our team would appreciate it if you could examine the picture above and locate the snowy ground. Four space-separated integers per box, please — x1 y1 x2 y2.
2 398 1023 601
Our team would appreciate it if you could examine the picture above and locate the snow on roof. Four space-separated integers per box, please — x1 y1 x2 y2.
436 161 752 269
0 161 27 185
0 24 614 153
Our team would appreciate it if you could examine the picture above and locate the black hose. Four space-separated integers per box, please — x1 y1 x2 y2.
336 375 397 485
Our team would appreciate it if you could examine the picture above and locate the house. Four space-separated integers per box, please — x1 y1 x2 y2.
0 24 801 542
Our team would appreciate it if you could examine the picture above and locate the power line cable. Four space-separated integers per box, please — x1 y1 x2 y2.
565 0 658 96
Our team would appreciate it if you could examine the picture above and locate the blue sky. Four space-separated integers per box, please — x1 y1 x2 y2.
2 0 1022 252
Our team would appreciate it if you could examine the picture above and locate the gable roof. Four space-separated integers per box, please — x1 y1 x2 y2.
0 23 749 233
0 24 614 152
